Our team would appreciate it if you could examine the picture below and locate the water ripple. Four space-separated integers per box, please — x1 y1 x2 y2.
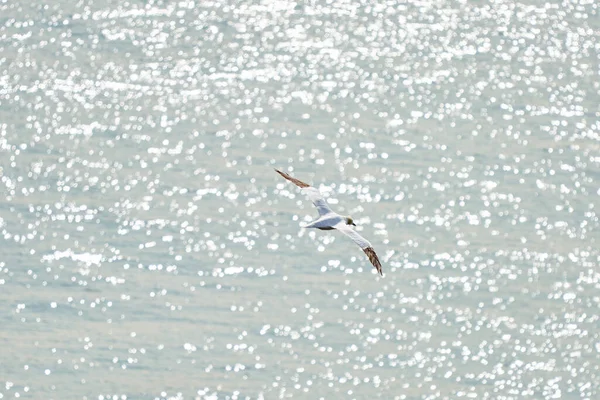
1 0 599 398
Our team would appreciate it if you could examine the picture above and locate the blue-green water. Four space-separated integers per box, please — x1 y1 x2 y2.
1 0 599 399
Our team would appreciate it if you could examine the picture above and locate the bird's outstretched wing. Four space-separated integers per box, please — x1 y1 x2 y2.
275 169 332 216
334 223 383 276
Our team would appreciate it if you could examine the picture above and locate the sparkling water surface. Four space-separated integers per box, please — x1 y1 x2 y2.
1 0 599 399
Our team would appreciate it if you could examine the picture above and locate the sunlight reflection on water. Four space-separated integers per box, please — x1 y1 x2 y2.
1 0 599 398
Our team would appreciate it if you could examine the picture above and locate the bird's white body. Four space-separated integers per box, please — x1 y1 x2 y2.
304 214 344 230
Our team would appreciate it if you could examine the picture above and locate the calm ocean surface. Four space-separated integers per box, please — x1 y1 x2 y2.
1 0 599 399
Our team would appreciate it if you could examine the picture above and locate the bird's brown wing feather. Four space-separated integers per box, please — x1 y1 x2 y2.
274 169 311 188
363 247 383 276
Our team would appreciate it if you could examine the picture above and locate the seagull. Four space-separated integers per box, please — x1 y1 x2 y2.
275 169 383 276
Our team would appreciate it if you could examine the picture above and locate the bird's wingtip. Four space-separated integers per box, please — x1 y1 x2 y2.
275 169 311 188
363 246 383 276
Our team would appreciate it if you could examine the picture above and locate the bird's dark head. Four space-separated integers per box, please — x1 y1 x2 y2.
345 216 356 226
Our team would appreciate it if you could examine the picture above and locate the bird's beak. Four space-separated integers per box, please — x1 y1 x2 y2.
351 222 356 226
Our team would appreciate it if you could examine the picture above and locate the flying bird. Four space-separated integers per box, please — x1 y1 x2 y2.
275 169 383 276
